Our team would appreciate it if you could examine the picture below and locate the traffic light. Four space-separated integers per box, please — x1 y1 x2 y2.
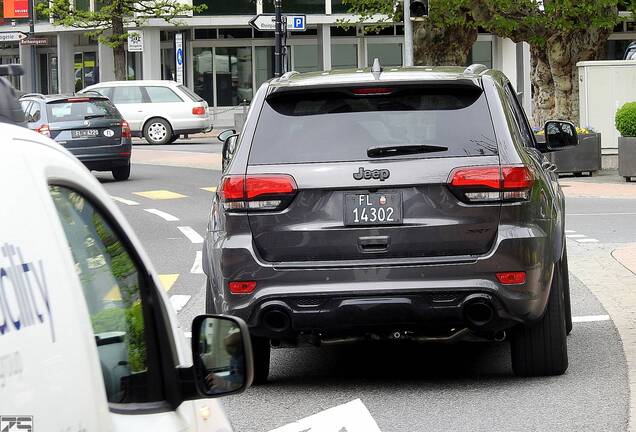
410 0 429 17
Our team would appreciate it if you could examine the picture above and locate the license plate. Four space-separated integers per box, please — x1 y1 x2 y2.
72 129 99 138
344 193 403 226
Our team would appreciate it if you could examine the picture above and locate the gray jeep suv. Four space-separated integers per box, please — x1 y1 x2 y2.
203 64 576 382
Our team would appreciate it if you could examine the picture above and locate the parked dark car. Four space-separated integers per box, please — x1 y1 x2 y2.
19 93 132 180
204 64 577 382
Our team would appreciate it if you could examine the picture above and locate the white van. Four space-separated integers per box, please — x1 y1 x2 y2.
0 122 253 431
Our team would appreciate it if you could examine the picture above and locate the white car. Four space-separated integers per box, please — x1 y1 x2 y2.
82 80 212 145
0 122 253 432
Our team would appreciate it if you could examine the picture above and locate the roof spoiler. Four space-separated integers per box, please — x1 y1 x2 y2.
464 64 488 75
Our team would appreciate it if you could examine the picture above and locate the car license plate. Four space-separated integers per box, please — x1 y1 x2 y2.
344 193 403 226
72 129 99 138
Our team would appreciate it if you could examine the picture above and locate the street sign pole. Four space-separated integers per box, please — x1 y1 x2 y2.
403 0 414 67
274 0 282 77
27 0 36 91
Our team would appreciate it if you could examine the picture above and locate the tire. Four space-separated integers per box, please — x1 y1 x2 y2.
168 134 179 144
562 246 573 335
250 336 271 384
112 164 130 181
205 277 216 314
143 118 172 145
510 261 568 377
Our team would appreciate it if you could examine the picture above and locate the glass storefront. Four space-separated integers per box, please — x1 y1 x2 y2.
293 45 319 72
332 44 357 69
367 43 402 66
161 47 176 80
126 51 142 80
194 0 255 15
264 0 325 14
193 46 253 106
74 51 98 92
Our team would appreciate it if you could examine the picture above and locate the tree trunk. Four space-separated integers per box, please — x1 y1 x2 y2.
111 16 127 81
531 45 554 127
413 21 477 66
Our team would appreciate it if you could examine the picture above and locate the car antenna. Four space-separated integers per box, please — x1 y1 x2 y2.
371 58 382 80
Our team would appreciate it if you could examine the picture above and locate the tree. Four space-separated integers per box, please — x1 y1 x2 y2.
39 0 205 81
342 0 478 66
469 0 624 126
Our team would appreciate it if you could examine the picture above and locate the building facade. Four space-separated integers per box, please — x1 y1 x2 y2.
0 0 634 127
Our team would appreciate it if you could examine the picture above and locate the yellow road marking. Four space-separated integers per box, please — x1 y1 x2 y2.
200 186 217 192
159 274 179 291
104 285 121 301
134 190 187 200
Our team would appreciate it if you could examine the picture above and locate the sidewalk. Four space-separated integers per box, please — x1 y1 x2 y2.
560 170 636 199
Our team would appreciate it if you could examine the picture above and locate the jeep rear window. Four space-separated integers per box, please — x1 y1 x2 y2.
249 86 498 165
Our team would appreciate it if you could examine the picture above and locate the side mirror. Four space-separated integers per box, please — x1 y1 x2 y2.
217 129 236 143
190 315 253 397
222 134 239 172
544 120 578 151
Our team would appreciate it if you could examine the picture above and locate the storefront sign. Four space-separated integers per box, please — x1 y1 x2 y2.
175 32 184 85
127 30 143 52
3 0 28 19
0 32 27 43
20 37 48 46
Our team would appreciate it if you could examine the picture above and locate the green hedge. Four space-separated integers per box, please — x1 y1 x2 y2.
616 102 636 137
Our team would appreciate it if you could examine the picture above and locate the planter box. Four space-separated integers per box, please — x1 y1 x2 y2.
619 137 636 182
535 133 602 176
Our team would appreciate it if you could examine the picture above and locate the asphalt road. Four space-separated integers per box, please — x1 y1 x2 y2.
98 144 630 432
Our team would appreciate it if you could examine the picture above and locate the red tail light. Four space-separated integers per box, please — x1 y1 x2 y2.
496 272 526 285
352 87 393 95
220 174 297 211
229 281 256 294
449 165 533 203
121 121 132 138
35 124 50 137
192 106 206 116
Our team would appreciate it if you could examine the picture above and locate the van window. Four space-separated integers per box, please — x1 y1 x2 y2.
49 186 163 404
145 86 183 103
112 86 144 104
26 102 41 123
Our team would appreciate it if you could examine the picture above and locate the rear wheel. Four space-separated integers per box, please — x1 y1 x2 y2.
250 336 271 384
510 262 568 377
112 164 130 181
205 278 216 314
143 118 172 145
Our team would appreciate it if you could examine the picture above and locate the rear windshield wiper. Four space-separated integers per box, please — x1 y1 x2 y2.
84 114 107 120
367 144 449 158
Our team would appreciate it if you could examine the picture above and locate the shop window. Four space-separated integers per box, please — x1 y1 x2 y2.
367 43 402 67
264 0 325 14
161 48 176 80
194 0 255 15
331 26 356 37
331 44 357 69
468 41 492 68
255 46 291 88
194 29 218 39
219 28 253 39
294 45 319 73
215 47 253 106
193 47 214 106
331 0 350 13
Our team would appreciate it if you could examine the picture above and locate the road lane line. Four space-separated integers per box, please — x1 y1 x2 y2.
191 251 203 274
577 238 600 243
566 234 586 238
178 226 204 244
111 196 140 206
184 331 192 339
134 190 187 200
565 230 576 234
201 186 217 192
170 295 191 312
159 274 179 291
144 208 180 221
573 315 610 323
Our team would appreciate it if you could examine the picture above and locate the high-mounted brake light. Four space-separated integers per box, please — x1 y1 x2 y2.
220 174 297 211
351 87 393 95
66 97 90 102
449 165 534 203
35 124 50 137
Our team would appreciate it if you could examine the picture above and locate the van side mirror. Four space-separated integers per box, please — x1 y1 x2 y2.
543 120 578 151
190 315 253 397
217 129 236 143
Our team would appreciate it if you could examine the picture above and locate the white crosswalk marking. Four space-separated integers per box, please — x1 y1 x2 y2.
144 208 180 221
111 196 140 206
178 226 204 244
573 315 610 323
170 295 191 312
566 234 586 238
577 238 599 243
190 250 203 274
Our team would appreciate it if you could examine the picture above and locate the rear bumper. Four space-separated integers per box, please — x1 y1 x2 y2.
68 141 132 171
205 223 557 340
171 116 212 134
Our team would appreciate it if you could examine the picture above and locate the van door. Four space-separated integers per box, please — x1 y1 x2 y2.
0 142 110 431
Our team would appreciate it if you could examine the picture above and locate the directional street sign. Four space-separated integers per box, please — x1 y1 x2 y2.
0 32 27 43
248 14 306 32
20 37 48 46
